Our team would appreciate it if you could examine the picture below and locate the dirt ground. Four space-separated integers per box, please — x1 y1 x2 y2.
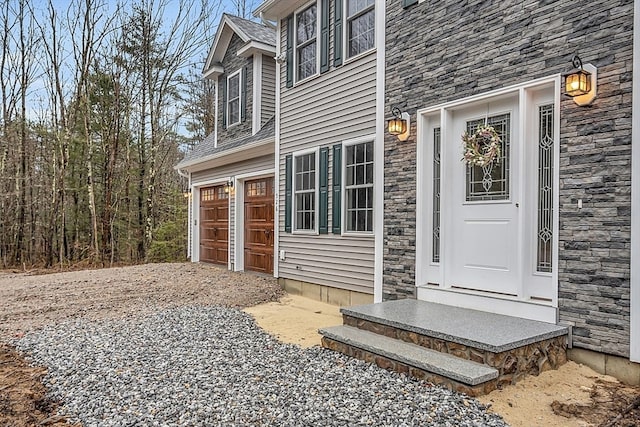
1 264 639 427
246 295 640 427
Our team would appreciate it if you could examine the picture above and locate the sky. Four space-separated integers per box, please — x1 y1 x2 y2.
24 0 262 128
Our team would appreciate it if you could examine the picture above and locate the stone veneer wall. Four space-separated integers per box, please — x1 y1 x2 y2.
217 33 253 143
384 0 634 357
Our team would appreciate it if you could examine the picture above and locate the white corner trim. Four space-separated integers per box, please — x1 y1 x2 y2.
187 172 192 260
373 0 385 303
630 0 640 363
191 186 201 262
214 75 219 148
274 21 282 279
253 54 263 135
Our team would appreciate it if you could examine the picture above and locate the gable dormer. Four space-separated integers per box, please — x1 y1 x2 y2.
203 14 276 146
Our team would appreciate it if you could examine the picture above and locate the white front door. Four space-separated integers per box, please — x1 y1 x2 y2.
445 96 521 295
416 80 559 322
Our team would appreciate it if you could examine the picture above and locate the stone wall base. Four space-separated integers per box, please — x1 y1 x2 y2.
278 278 373 307
568 348 640 386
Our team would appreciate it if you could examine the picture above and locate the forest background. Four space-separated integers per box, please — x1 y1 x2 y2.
0 0 257 268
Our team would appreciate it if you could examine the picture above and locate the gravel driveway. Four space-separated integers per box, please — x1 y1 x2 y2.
3 263 507 426
17 306 506 426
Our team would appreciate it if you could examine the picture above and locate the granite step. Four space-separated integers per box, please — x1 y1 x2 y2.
320 300 569 394
341 299 568 354
320 325 499 387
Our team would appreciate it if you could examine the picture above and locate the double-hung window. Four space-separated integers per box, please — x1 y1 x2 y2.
294 151 317 231
227 70 241 126
296 3 317 81
346 0 375 58
344 140 373 233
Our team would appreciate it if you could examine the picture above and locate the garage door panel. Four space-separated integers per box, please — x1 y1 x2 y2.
199 184 229 266
246 228 269 246
244 177 274 274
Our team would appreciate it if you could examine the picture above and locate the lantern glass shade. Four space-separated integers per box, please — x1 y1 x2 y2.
388 117 407 135
564 70 591 97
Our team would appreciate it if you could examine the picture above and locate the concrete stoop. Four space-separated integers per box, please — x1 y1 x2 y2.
319 299 569 396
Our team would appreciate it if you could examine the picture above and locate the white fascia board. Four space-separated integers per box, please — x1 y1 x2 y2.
237 41 276 58
204 16 251 72
203 64 224 80
630 0 640 363
253 0 306 21
179 138 275 173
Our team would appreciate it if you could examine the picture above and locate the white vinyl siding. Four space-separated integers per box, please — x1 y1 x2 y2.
279 16 376 294
261 56 276 124
192 154 273 269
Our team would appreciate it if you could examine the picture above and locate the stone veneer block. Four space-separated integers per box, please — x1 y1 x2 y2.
342 299 568 353
320 325 498 386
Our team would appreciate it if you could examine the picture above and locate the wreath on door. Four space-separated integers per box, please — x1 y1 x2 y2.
461 125 502 167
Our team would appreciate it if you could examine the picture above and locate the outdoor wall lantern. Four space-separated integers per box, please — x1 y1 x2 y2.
225 177 234 194
388 106 410 141
563 55 597 106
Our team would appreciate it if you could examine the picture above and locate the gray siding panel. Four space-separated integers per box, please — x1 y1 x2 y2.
278 14 377 294
261 55 276 125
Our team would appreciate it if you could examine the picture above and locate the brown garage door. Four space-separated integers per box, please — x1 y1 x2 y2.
200 185 228 265
244 177 274 274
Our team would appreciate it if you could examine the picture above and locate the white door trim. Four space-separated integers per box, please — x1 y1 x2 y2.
415 76 560 323
234 169 275 272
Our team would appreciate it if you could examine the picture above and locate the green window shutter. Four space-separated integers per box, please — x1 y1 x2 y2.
220 78 227 128
241 66 247 122
320 0 330 73
285 154 292 232
286 15 294 88
403 0 418 8
332 144 342 234
319 147 329 234
333 0 343 67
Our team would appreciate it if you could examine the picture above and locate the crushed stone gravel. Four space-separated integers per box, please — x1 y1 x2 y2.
16 306 508 426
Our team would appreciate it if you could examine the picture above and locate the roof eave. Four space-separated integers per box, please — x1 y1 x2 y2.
203 64 224 80
237 41 276 58
175 137 275 173
253 0 286 21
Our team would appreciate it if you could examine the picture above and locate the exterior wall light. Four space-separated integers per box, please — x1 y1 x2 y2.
225 177 234 194
388 106 410 141
563 55 597 106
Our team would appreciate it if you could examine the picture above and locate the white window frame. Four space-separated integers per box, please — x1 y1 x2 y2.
294 0 320 84
342 136 374 236
226 69 242 127
344 0 375 62
292 147 320 234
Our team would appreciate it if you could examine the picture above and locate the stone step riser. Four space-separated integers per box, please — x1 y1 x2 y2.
322 336 497 397
343 314 568 386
